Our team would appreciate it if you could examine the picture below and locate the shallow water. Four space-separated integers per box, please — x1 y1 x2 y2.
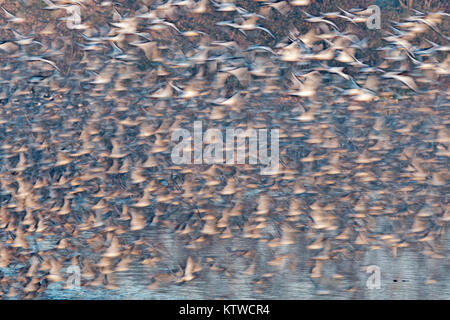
30 227 448 300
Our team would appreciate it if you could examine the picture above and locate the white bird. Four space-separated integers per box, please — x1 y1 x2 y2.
383 72 418 91
150 18 180 33
211 0 247 13
263 1 290 16
290 0 310 6
318 64 352 80
1 7 25 24
217 16 275 39
211 92 242 107
302 11 339 30
20 56 60 72
289 72 321 98
151 82 174 98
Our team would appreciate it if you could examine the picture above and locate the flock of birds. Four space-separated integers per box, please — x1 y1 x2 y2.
0 0 448 298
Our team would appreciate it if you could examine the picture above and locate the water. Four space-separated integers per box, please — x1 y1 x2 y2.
25 227 447 299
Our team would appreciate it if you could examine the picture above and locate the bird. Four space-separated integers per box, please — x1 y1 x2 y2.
1 7 25 24
302 11 339 30
18 56 60 72
383 72 419 91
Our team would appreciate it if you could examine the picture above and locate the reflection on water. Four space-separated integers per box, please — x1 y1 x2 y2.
34 227 448 300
